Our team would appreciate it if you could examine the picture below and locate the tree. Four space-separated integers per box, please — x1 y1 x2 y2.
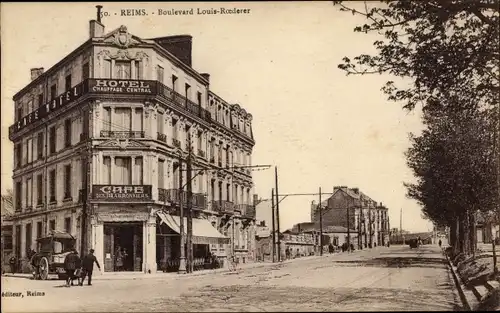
405 104 496 255
333 0 499 111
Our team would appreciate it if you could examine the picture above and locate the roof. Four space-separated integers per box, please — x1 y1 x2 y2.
38 230 75 241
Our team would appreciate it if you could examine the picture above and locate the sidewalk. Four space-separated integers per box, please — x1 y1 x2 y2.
3 246 386 281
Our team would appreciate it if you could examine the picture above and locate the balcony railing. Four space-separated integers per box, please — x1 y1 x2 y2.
172 138 181 148
157 132 167 143
211 200 234 213
234 204 256 219
158 188 206 208
100 130 145 139
9 79 251 144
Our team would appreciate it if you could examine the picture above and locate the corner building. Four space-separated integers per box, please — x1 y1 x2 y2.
8 19 256 273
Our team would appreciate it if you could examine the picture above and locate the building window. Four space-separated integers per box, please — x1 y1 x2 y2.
156 65 164 83
103 156 111 184
38 94 44 108
114 108 132 131
114 157 131 184
82 62 90 80
158 159 165 188
15 181 22 212
50 84 57 100
114 61 131 79
103 107 111 131
197 131 202 152
49 169 56 202
25 223 32 254
26 138 33 164
210 138 215 161
172 75 178 92
134 157 144 185
27 99 33 113
36 221 43 239
16 106 23 121
172 118 178 140
133 61 141 79
49 220 56 231
64 118 72 147
37 132 44 160
26 177 32 209
65 74 72 91
64 164 72 200
64 217 71 234
36 174 43 205
197 92 202 106
49 126 56 154
15 143 21 168
157 111 164 134
185 83 191 100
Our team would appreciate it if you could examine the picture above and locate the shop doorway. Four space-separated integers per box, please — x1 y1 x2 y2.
103 222 143 272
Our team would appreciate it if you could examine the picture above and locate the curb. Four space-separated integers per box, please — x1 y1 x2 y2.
445 253 475 311
445 253 500 311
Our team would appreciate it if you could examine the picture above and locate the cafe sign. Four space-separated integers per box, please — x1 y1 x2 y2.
89 79 156 95
92 185 152 202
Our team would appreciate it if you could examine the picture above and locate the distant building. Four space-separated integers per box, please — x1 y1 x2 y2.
311 186 390 248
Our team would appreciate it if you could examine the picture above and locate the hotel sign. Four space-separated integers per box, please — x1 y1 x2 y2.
89 79 156 95
9 79 158 136
92 185 152 202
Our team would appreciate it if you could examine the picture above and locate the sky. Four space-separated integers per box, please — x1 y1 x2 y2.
0 2 432 233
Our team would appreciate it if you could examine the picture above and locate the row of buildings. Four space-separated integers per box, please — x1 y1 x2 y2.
254 186 391 261
5 13 257 273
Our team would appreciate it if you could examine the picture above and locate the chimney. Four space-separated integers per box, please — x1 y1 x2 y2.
89 5 105 38
30 68 44 81
201 73 210 82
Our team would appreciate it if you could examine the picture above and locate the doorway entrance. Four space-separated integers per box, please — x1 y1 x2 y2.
103 222 143 272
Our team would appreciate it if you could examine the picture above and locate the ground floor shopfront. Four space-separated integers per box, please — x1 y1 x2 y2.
90 204 256 273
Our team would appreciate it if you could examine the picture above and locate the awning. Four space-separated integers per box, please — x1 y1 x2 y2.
157 212 230 245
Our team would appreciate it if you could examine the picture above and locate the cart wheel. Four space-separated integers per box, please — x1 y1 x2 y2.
39 257 49 280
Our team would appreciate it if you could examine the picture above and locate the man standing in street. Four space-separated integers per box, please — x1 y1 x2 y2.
63 249 81 287
79 249 101 286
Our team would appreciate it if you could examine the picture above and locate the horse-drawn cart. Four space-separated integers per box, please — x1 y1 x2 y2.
30 231 76 280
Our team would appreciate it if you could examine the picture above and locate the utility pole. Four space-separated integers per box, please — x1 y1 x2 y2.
346 197 350 252
400 208 404 245
178 155 186 274
186 134 193 273
319 187 323 256
368 204 372 248
358 202 362 250
275 166 281 262
271 188 276 263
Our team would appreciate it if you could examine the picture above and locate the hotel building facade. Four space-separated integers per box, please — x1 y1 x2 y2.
8 17 256 273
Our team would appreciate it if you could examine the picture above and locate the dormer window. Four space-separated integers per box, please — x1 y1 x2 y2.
114 61 131 79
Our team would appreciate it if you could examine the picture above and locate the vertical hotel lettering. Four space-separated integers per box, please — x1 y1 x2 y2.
15 83 83 132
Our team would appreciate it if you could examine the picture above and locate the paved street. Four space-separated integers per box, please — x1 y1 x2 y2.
1 245 462 312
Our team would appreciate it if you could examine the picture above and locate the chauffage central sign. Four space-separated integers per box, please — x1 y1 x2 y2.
9 79 157 136
92 185 152 201
89 79 155 94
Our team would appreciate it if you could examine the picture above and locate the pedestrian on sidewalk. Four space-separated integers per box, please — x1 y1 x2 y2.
79 249 101 286
63 248 81 287
438 239 442 248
